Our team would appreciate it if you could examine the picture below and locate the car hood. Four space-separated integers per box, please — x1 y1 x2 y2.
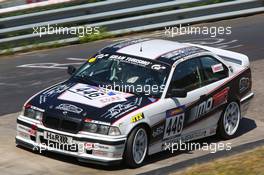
27 81 158 124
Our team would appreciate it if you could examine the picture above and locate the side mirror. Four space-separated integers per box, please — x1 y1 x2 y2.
67 65 76 75
167 88 187 98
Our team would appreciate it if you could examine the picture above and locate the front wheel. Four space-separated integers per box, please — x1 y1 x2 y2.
217 101 241 139
124 126 148 168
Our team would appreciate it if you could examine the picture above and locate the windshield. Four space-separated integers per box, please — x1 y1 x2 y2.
73 53 170 98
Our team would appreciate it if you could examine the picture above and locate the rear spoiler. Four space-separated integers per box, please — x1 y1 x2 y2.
186 43 250 67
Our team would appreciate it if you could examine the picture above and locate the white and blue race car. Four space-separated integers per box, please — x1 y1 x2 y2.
16 38 254 168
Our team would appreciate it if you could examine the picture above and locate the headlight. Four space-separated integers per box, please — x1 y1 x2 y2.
108 126 121 136
22 104 43 121
98 125 110 135
82 122 121 136
83 123 99 133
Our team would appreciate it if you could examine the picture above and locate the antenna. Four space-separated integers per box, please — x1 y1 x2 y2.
140 42 143 52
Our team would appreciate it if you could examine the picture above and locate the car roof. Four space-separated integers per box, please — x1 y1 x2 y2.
100 38 207 65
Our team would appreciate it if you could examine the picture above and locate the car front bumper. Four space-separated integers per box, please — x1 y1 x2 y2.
16 115 126 165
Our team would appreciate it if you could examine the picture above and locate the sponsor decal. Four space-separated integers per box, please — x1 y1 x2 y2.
55 103 83 114
167 106 185 117
18 125 31 133
94 52 168 71
95 143 110 150
58 83 128 108
164 106 185 139
162 128 210 147
29 126 37 136
100 97 142 119
160 47 202 60
88 57 97 63
109 54 151 67
211 63 224 73
151 64 166 70
84 118 111 126
239 77 250 93
112 153 123 158
131 113 144 123
102 103 136 118
69 85 106 100
190 97 213 121
189 89 229 122
152 125 164 138
39 83 73 104
85 142 100 150
181 129 207 142
92 150 108 157
25 104 45 112
17 125 34 138
44 131 73 145
213 87 229 107
112 38 150 49
99 96 125 104
17 131 30 139
96 53 109 59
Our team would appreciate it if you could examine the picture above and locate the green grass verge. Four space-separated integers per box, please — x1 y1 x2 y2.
0 27 113 55
79 27 112 43
171 146 264 175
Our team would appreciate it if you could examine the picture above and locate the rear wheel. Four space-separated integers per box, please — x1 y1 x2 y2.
217 101 241 139
124 126 148 168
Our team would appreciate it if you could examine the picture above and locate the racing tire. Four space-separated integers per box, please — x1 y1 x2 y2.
217 101 241 139
124 125 148 168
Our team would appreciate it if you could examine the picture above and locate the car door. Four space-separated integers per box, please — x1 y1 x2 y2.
164 57 209 140
164 55 230 141
184 55 229 128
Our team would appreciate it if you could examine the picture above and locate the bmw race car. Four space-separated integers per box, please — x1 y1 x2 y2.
16 38 254 168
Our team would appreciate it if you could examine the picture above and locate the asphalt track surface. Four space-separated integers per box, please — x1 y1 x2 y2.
0 13 264 175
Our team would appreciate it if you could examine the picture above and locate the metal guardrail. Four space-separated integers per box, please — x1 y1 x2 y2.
0 0 27 9
110 6 264 35
0 0 202 45
0 0 263 54
0 0 129 27
0 0 75 14
0 0 179 27
0 0 200 32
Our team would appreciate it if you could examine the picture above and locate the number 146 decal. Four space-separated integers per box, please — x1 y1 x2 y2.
164 108 185 139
